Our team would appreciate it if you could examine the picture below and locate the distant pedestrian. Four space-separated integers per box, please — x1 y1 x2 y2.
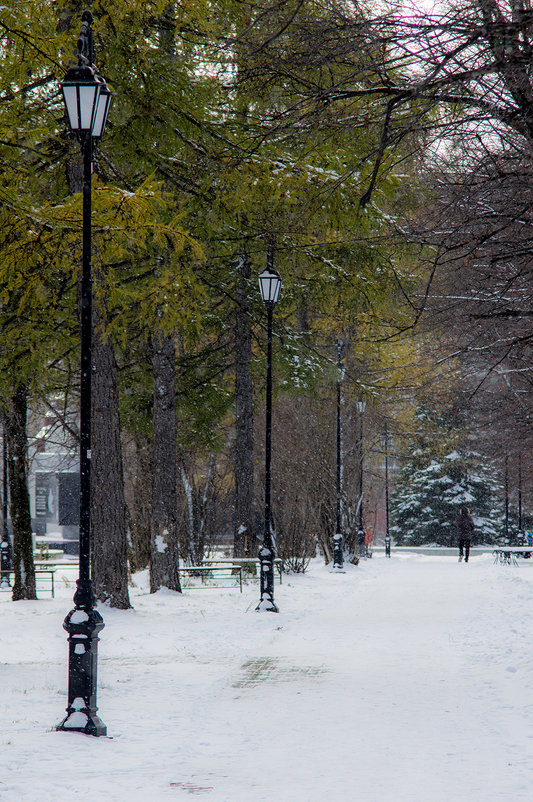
456 506 474 563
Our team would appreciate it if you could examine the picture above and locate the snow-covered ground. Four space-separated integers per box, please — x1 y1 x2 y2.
2 551 533 801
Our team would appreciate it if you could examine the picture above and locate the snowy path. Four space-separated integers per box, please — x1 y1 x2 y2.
2 553 533 800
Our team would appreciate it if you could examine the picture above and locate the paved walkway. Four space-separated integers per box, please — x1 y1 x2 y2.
3 554 533 800
170 555 533 801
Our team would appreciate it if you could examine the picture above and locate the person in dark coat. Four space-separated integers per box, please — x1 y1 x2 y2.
456 505 475 562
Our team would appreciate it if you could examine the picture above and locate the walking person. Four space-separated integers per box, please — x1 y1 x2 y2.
456 505 475 562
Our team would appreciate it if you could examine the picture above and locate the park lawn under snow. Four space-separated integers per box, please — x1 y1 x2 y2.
2 551 533 801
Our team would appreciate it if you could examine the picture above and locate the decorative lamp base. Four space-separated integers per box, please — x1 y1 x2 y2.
57 707 107 737
256 595 279 613
256 544 279 612
56 604 106 737
0 540 11 585
332 532 344 571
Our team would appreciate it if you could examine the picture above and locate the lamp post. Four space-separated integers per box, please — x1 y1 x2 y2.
332 342 344 570
518 452 523 533
0 428 11 588
381 425 391 558
357 398 366 557
504 455 509 544
256 244 282 613
57 11 112 737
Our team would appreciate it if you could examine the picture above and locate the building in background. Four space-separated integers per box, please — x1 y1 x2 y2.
29 399 79 555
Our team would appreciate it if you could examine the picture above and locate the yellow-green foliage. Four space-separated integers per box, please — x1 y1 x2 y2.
0 0 433 442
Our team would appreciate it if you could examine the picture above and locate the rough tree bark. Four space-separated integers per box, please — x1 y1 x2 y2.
91 292 131 608
150 332 181 592
5 386 36 600
65 116 130 607
233 252 255 557
127 432 152 574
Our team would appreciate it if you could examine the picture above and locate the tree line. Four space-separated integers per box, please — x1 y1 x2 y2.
3 1 532 600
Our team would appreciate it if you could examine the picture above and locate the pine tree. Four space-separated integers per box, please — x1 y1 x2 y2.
391 448 503 547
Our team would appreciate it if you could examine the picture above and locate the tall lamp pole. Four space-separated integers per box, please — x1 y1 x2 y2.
357 399 366 557
0 427 11 587
256 245 282 613
332 342 344 570
518 452 523 533
382 424 391 558
57 11 112 736
504 455 509 543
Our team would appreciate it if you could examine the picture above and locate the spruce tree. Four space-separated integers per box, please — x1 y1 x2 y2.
391 448 503 546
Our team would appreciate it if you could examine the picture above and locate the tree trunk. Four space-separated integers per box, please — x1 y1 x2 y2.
234 253 255 557
127 432 152 574
91 296 131 609
62 89 129 608
5 385 36 600
150 332 181 592
179 454 215 565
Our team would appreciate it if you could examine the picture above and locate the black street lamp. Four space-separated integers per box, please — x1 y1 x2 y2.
504 455 509 543
381 425 391 558
332 342 345 571
256 245 282 613
0 428 11 588
518 452 523 533
357 398 366 557
56 11 112 737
